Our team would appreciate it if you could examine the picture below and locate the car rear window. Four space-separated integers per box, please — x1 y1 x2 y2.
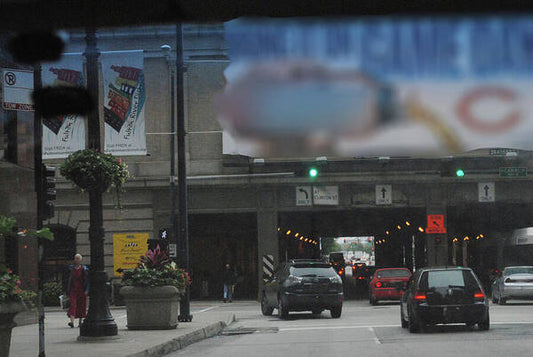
376 269 410 278
419 270 480 290
504 267 533 275
290 266 337 277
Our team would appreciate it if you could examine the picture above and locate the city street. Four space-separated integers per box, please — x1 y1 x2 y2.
166 299 533 357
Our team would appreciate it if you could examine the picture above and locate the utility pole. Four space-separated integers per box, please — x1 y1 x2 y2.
79 28 118 338
33 62 46 357
175 23 192 322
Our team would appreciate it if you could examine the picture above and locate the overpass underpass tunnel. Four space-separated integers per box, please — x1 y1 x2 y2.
278 209 428 299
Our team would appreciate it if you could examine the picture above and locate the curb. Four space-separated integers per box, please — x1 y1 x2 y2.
128 314 235 357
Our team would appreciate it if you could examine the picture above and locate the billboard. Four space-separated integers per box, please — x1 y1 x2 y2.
218 17 533 158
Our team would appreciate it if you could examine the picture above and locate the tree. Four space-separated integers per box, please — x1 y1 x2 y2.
321 237 341 255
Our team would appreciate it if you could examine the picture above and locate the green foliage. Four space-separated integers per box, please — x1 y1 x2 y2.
321 237 341 255
0 215 16 236
0 215 54 241
60 149 130 208
122 245 191 290
42 281 62 306
0 264 36 304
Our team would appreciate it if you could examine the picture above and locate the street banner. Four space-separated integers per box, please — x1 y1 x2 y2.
101 50 146 156
219 17 533 158
41 53 86 159
113 232 149 276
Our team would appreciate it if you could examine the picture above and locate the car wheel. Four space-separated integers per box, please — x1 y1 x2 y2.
278 297 289 319
400 305 408 328
408 306 421 333
330 306 342 319
261 293 274 316
369 295 377 306
498 297 506 305
478 313 490 331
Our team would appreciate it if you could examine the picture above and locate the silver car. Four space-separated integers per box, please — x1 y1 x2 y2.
492 266 533 305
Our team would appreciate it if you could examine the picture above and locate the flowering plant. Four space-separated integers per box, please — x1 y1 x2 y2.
0 264 36 304
121 245 191 290
60 148 130 208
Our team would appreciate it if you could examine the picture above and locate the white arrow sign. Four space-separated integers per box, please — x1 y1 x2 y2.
478 182 495 202
296 186 312 206
376 185 392 205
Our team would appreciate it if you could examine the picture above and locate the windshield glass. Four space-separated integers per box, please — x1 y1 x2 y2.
290 266 337 277
504 267 533 275
376 269 411 278
420 270 479 289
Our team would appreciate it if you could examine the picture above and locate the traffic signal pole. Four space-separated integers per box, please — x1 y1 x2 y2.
33 63 46 357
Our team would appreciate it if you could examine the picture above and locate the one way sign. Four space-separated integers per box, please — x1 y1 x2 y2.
478 182 495 202
375 185 392 205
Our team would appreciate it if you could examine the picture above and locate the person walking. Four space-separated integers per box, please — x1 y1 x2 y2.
65 253 89 327
223 263 235 303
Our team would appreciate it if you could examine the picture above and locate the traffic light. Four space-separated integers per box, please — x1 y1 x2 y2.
308 167 318 178
455 169 465 177
41 164 56 220
440 160 465 177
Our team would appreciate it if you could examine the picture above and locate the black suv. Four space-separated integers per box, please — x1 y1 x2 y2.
261 259 344 319
400 267 489 333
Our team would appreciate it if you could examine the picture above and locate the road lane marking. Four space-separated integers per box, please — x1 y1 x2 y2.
368 327 382 344
195 306 218 313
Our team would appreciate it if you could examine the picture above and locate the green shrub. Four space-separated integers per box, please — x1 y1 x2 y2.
43 281 62 306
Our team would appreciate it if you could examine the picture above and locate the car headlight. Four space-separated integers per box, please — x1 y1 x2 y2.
287 275 303 284
329 275 342 284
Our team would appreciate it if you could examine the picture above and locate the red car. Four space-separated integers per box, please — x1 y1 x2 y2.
369 268 411 305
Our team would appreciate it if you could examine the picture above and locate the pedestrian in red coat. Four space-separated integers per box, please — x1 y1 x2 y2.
65 253 89 328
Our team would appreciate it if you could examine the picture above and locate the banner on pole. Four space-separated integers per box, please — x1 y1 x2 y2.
102 50 147 156
41 53 86 159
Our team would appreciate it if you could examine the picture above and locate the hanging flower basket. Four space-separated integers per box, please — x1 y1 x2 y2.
60 149 130 207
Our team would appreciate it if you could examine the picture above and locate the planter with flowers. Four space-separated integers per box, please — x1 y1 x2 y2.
120 245 190 330
0 216 50 356
59 149 130 208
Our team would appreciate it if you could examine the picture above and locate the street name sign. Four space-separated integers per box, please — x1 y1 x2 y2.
375 185 392 205
426 214 446 234
1 69 35 111
313 186 339 205
296 186 312 206
499 167 527 177
478 182 495 202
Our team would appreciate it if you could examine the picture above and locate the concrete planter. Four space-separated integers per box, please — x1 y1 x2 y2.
120 286 182 330
0 302 27 357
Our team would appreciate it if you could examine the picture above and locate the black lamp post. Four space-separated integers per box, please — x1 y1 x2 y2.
79 28 118 338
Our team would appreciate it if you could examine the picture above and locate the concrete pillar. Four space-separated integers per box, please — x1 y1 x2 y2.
257 209 279 300
426 187 448 267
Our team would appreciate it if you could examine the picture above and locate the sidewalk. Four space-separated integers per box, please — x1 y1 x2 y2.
10 301 237 357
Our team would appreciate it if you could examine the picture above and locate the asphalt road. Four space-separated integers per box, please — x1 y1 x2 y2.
166 299 533 357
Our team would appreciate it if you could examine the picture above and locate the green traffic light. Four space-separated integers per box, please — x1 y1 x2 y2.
456 169 465 177
309 167 318 177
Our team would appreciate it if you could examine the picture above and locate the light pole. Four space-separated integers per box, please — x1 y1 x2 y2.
161 44 177 260
79 28 118 338
175 23 192 322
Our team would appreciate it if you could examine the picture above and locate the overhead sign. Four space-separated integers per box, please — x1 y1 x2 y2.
313 186 339 205
426 215 446 234
478 182 495 202
499 167 527 177
296 186 312 206
113 232 149 276
1 69 34 111
375 185 392 205
490 148 518 156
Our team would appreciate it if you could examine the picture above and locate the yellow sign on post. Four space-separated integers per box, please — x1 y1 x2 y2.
113 233 149 276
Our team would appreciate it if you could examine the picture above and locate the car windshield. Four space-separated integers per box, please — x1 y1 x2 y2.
376 269 410 278
420 270 479 290
290 266 337 277
504 267 533 276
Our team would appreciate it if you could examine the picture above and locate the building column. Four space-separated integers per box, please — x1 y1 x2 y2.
257 209 279 300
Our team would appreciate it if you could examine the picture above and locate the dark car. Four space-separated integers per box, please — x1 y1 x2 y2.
329 252 346 279
369 267 411 305
261 259 344 319
354 265 379 292
400 267 489 333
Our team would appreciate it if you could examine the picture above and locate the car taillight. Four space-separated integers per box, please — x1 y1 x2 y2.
414 292 426 301
474 292 485 300
338 269 344 275
376 281 382 288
